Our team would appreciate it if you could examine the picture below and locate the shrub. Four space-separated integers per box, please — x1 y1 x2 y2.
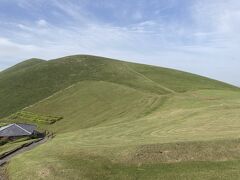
7 111 63 125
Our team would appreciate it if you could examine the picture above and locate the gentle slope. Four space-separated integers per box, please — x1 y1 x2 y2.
0 55 239 179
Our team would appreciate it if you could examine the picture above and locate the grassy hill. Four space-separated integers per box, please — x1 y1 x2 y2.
0 55 236 118
0 55 240 179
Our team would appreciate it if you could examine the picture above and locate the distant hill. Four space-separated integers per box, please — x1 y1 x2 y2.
0 55 237 118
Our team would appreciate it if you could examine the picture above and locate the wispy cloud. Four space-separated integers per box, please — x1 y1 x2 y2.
36 19 48 27
0 0 239 86
0 37 38 55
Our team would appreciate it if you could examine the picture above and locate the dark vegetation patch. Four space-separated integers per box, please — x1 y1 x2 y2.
0 138 9 146
5 111 62 125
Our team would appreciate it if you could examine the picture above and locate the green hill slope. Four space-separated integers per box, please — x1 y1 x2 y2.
7 81 240 180
27 85 240 143
0 55 237 118
127 63 235 92
0 58 45 74
0 55 239 179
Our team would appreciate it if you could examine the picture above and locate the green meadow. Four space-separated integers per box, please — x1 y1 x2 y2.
0 55 240 179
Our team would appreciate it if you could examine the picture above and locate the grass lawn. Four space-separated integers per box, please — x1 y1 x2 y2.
7 138 240 180
6 81 240 180
0 55 239 179
0 138 36 155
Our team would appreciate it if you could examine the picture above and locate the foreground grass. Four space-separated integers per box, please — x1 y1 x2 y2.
0 55 239 179
5 80 240 179
10 159 240 180
0 138 35 155
26 81 240 143
0 166 8 180
8 138 240 180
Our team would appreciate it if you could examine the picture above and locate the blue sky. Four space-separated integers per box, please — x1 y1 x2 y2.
0 0 239 86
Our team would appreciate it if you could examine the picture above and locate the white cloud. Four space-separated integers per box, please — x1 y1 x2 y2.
0 0 240 86
0 37 41 70
0 37 38 55
36 19 48 27
17 24 32 31
192 0 240 35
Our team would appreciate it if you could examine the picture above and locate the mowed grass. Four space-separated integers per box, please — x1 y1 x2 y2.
0 137 35 155
8 142 240 180
0 55 239 179
5 79 240 179
25 81 240 144
0 55 237 118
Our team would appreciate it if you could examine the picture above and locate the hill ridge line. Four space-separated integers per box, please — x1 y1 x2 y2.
124 63 176 93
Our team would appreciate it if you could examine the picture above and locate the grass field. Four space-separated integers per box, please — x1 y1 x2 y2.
0 55 240 179
0 137 35 156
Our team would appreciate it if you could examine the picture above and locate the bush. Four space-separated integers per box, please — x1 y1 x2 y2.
7 111 63 124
